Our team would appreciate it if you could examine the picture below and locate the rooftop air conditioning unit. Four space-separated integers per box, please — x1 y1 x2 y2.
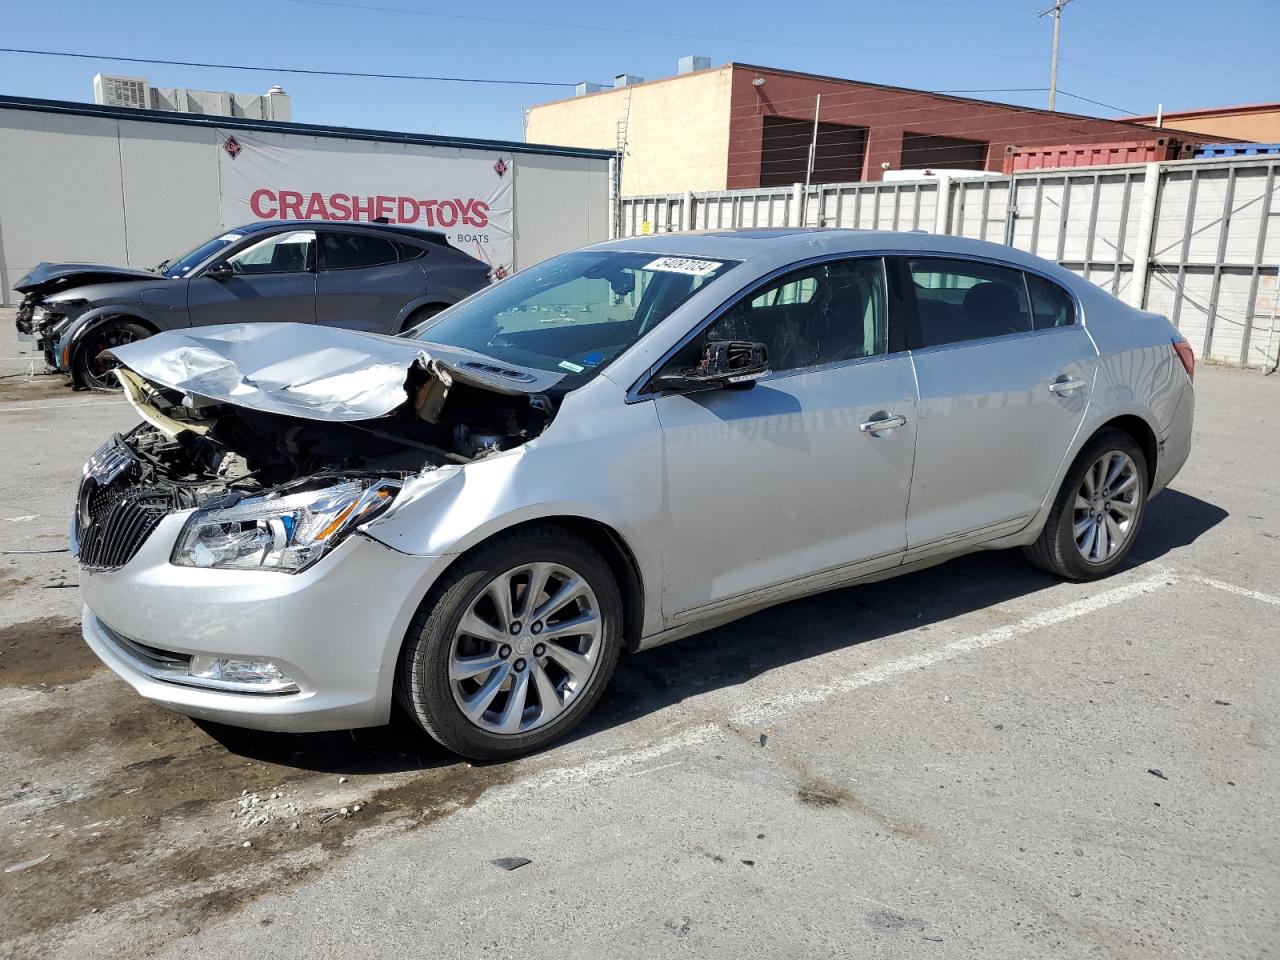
93 73 150 109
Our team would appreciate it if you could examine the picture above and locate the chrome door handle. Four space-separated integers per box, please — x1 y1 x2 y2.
1048 376 1086 395
859 413 907 434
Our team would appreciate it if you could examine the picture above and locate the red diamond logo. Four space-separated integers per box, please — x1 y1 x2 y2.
493 157 508 178
491 264 510 280
223 136 242 159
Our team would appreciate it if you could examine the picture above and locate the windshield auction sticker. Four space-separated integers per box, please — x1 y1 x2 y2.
644 257 723 277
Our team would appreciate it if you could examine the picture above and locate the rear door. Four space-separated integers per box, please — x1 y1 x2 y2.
315 232 426 334
186 229 317 326
899 256 1097 558
653 257 918 623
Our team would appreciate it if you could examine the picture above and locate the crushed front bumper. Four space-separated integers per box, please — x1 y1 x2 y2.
80 512 451 732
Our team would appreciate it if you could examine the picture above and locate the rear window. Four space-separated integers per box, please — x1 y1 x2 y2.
322 233 401 270
907 257 1033 347
1026 272 1076 329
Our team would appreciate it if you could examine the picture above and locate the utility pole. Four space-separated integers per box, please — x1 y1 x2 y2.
1038 0 1073 111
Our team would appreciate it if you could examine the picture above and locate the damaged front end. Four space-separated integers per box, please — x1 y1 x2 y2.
74 323 558 575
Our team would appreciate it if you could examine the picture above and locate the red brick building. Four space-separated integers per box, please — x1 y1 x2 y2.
527 61 1181 193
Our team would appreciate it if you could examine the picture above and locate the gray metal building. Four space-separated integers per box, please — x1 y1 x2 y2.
0 96 614 304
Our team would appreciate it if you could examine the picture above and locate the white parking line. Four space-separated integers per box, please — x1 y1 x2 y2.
485 569 1190 806
0 398 124 413
1185 574 1280 607
732 569 1177 727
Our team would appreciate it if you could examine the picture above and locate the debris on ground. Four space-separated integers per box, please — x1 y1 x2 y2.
1213 699 1231 706
1148 768 1168 780
759 734 768 747
5 853 50 873
490 857 532 872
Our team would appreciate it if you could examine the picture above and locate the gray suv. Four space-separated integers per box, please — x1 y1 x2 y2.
16 221 491 389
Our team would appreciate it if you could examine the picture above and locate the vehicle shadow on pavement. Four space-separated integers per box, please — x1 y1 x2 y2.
199 487 1226 773
578 487 1228 742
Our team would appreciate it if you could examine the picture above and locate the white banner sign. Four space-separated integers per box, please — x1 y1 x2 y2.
217 129 514 276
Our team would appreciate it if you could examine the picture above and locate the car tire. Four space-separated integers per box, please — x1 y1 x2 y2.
72 319 152 391
1024 428 1149 581
399 304 445 334
395 526 624 760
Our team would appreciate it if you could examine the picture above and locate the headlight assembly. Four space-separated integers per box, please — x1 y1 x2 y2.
172 479 399 574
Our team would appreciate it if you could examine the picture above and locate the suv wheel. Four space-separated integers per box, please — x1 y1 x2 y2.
72 320 151 390
396 526 623 760
1025 428 1149 581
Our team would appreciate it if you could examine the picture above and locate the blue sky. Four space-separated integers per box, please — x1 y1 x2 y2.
1 0 1275 143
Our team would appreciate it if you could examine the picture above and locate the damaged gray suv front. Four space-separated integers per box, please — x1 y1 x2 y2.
73 230 1194 760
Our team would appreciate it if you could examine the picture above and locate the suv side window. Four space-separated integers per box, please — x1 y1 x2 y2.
1025 272 1077 329
225 230 316 275
321 233 401 270
702 258 887 373
907 257 1032 348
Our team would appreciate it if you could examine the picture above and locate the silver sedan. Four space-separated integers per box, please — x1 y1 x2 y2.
74 229 1194 760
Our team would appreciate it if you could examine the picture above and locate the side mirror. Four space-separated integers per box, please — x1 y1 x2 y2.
653 340 771 392
205 261 233 281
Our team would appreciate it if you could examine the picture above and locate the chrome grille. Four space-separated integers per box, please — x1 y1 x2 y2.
75 442 175 572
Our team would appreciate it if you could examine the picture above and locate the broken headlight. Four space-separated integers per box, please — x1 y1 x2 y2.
172 480 399 574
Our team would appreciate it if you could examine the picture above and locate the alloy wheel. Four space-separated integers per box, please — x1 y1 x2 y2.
448 562 602 735
84 325 143 388
1073 450 1140 564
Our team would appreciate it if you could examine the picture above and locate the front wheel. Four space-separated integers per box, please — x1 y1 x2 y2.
396 527 623 760
1024 428 1149 581
71 320 151 390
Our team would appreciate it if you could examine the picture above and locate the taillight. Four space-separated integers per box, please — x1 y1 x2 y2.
1172 336 1195 382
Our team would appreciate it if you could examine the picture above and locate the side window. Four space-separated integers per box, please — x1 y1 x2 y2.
1025 272 1076 329
321 233 400 270
395 241 427 261
907 258 1032 348
225 230 315 275
703 258 887 373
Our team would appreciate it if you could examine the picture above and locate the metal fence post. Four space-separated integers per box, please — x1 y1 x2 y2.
933 176 952 234
790 183 805 227
1127 162 1162 309
681 191 693 232
608 157 619 240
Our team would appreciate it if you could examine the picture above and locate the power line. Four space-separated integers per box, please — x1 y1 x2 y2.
281 0 1043 60
1056 89 1137 116
0 46 583 87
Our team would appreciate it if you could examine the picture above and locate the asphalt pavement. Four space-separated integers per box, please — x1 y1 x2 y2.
1 315 1276 960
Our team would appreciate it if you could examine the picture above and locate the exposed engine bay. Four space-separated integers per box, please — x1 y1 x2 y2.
111 360 555 511
72 323 569 575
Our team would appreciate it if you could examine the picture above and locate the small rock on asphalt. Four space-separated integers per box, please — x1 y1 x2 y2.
491 857 532 872
1148 768 1168 780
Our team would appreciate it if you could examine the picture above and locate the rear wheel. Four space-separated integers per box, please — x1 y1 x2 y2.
72 320 151 390
1024 428 1148 580
396 527 623 760
399 304 446 334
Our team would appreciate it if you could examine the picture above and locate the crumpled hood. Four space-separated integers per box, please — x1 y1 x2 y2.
108 321 566 423
108 322 435 421
15 261 159 293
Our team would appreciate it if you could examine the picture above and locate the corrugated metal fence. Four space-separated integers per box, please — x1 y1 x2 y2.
619 155 1280 369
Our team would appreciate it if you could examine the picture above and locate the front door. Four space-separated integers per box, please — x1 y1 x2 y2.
186 229 317 327
900 256 1098 557
653 257 918 623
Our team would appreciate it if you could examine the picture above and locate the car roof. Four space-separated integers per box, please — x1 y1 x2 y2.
231 219 450 247
593 227 1072 277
